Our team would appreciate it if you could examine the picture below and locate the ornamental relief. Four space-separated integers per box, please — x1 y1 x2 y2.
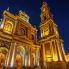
17 23 28 36
3 20 14 34
0 40 11 49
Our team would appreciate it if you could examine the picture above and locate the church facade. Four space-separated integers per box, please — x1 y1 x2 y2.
0 1 68 68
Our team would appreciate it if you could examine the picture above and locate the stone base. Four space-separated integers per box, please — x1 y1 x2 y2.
3 62 68 69
43 62 66 69
66 62 69 69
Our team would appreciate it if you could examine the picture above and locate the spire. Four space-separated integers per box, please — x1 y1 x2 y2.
7 7 10 11
40 0 53 22
41 0 46 5
42 0 45 2
41 0 48 11
42 0 48 5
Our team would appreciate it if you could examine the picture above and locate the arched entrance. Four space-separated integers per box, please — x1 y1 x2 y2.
0 47 8 68
15 46 26 67
0 53 5 69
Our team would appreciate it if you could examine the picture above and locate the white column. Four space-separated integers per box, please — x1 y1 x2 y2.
27 47 30 66
61 43 67 61
35 48 40 66
51 40 58 61
56 40 63 61
25 47 28 67
10 42 16 67
42 44 46 66
6 42 16 67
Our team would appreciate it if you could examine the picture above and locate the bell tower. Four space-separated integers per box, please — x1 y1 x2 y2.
40 2 59 38
39 1 67 64
40 2 53 22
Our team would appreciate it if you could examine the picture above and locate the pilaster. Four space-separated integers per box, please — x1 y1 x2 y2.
6 41 17 67
56 40 63 61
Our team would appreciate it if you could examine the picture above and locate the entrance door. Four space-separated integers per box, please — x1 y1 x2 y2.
15 54 23 69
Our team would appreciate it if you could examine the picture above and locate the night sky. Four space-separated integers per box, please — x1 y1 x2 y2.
0 0 69 53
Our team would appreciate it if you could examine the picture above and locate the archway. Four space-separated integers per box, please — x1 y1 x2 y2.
0 47 8 68
3 21 13 34
0 53 5 68
15 46 26 67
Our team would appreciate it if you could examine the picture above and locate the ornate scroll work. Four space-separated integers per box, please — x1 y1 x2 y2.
19 10 29 23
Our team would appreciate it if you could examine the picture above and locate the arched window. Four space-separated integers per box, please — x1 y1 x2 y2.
0 47 8 66
21 27 28 36
31 35 34 40
21 28 25 35
16 46 26 66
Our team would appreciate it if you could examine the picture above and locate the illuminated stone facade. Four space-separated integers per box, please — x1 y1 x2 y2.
0 10 40 68
0 1 68 69
39 2 67 64
66 53 69 62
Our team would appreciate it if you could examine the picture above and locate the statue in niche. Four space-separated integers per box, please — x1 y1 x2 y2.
15 54 23 69
0 53 5 69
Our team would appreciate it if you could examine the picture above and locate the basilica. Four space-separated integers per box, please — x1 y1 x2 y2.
0 1 68 69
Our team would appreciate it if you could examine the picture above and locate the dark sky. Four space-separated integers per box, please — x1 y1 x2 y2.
0 0 69 53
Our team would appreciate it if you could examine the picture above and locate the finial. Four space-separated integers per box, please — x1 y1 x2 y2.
7 7 10 11
43 0 45 2
34 25 37 31
0 19 2 21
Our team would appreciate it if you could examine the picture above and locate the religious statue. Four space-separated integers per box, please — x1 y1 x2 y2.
0 53 5 69
15 54 23 69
